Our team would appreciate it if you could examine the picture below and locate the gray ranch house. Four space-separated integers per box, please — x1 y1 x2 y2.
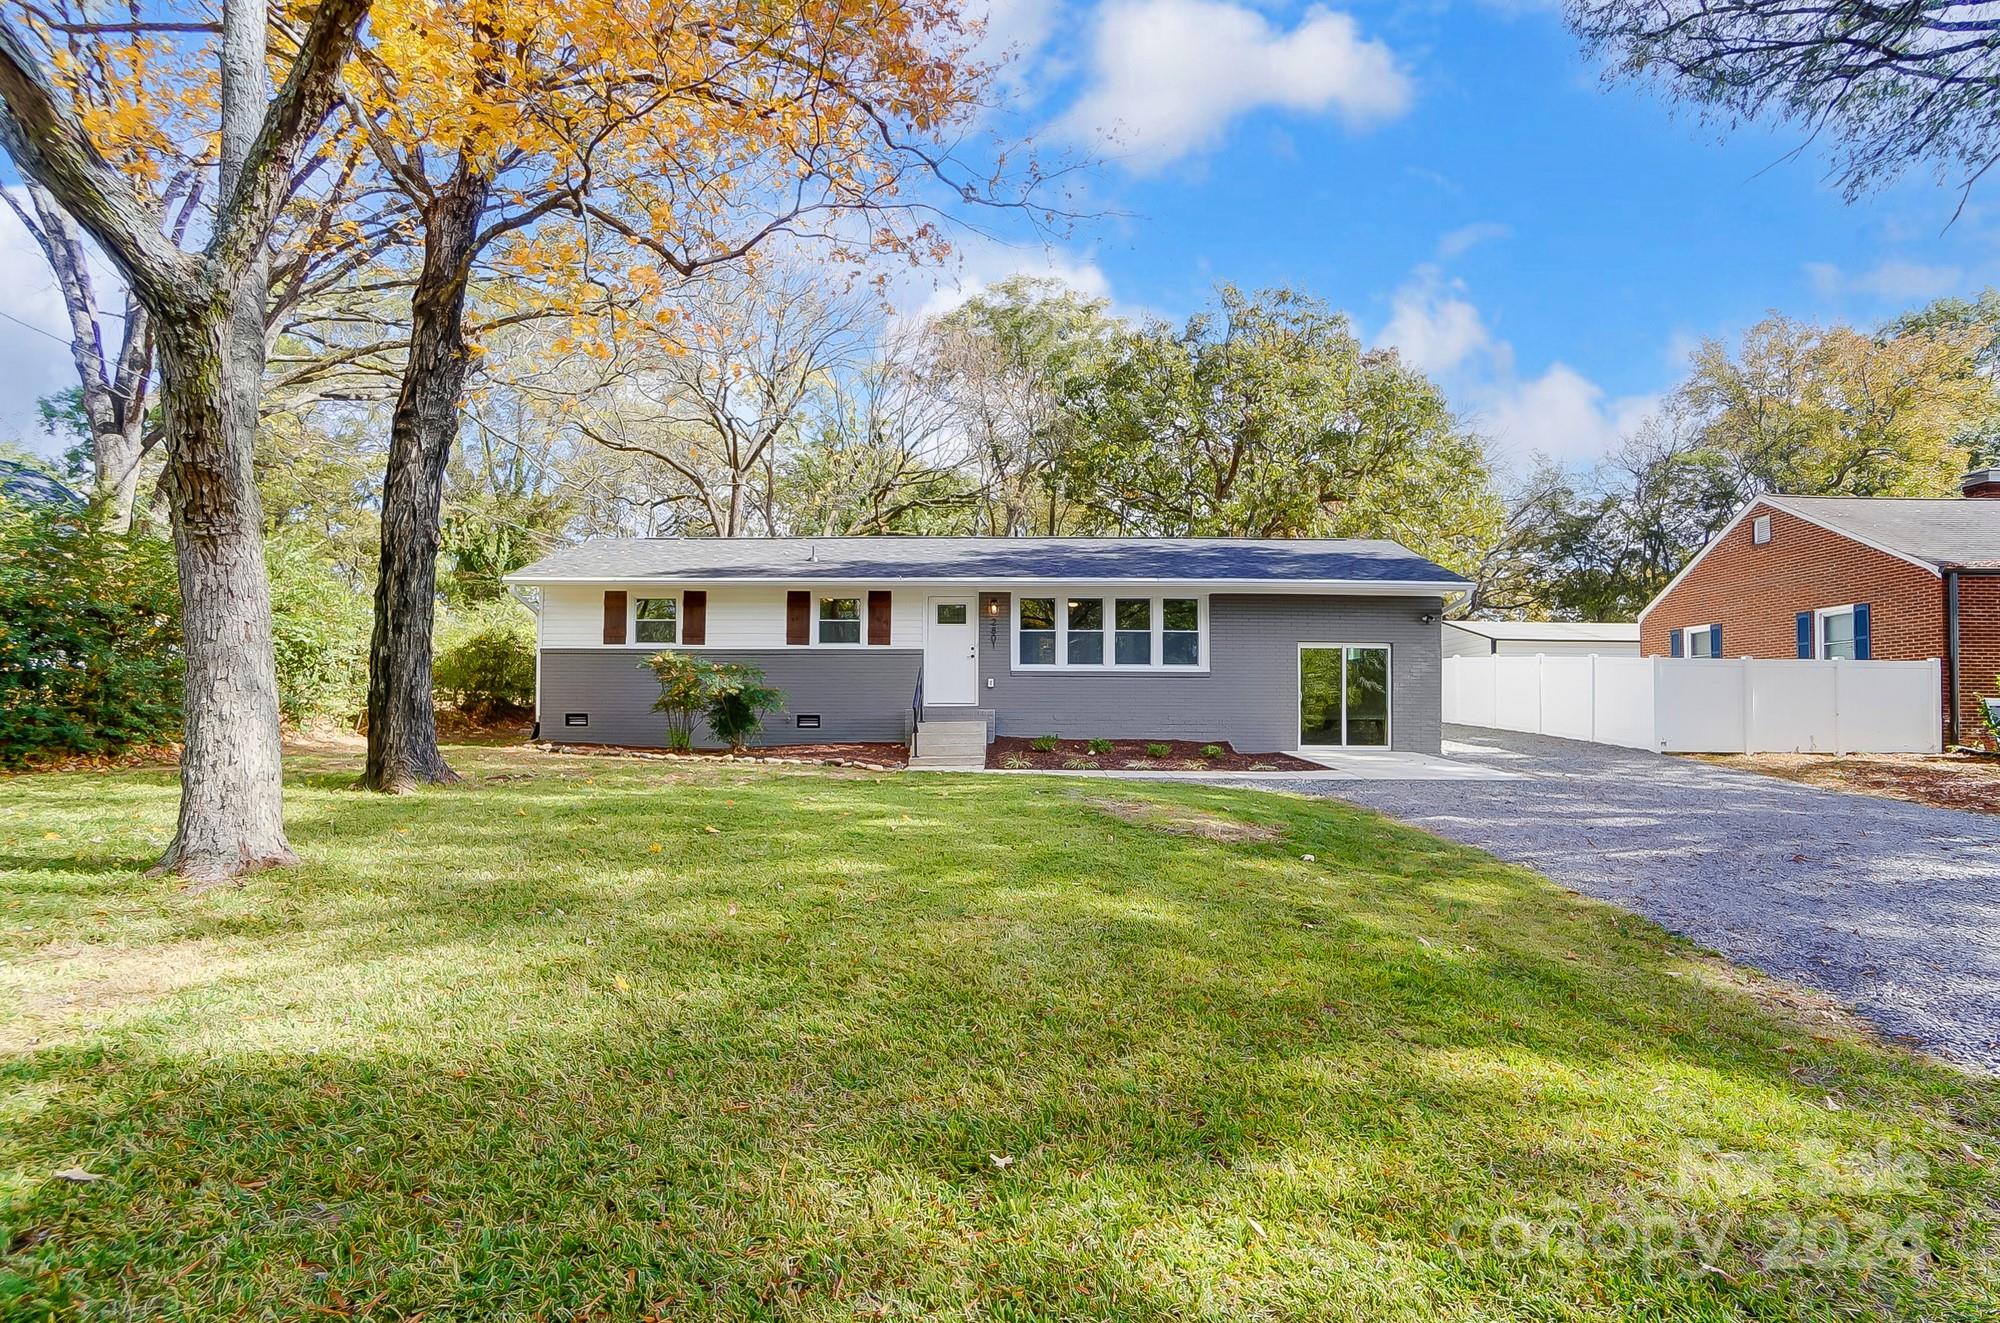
503 537 1470 762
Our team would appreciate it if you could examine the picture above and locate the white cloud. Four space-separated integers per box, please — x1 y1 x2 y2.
1054 0 1412 171
1804 258 1965 302
900 234 1120 323
1377 265 1502 376
1479 365 1658 466
1434 221 1509 261
1375 267 1657 466
970 0 1069 99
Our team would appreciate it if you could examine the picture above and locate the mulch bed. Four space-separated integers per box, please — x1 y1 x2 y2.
533 741 908 770
1691 749 2000 817
986 736 1322 773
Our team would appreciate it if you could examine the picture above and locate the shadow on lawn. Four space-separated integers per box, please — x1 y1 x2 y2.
4 752 1998 1319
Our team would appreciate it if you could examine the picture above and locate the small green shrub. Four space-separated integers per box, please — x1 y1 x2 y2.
1002 755 1032 769
704 662 786 752
1086 738 1113 755
1062 756 1095 770
1201 743 1225 760
646 650 725 751
265 533 371 725
1029 733 1060 753
0 503 180 764
433 599 535 717
1145 742 1172 759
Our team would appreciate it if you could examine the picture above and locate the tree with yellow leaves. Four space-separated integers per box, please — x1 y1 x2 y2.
348 0 1028 790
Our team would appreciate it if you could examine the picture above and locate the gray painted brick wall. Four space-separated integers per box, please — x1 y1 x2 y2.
539 648 921 747
974 592 1444 753
537 592 1445 753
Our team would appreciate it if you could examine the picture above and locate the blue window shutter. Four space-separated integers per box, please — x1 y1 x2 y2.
1796 612 1813 658
1854 603 1871 659
1670 631 1683 658
1710 623 1723 658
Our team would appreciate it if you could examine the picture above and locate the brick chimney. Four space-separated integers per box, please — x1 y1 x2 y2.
1962 468 2000 498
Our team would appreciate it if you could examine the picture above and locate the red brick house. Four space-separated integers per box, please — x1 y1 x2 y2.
1639 470 2000 744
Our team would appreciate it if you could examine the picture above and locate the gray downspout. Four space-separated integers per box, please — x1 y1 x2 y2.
1946 569 1962 747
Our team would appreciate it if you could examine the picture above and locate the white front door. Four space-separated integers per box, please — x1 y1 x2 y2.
924 596 978 705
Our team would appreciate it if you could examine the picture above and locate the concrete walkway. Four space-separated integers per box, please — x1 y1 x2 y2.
1240 725 2000 1072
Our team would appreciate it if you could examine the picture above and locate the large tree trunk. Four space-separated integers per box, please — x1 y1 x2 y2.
362 163 489 792
148 0 295 880
150 301 296 879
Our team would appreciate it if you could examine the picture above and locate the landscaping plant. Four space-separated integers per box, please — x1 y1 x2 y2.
645 651 728 752
431 601 536 718
1201 744 1225 759
1087 738 1113 755
702 663 786 753
1146 742 1172 758
1030 733 1060 752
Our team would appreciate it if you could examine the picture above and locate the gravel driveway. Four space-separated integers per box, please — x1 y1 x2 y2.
1254 725 2000 1072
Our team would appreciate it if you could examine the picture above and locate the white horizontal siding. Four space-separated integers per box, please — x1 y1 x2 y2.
538 581 925 650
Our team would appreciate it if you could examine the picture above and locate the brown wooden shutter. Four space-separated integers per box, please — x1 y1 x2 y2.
867 590 892 645
602 590 627 645
681 590 706 645
786 590 811 645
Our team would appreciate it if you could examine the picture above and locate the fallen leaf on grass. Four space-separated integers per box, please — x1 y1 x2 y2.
51 1167 102 1183
988 1153 1014 1169
703 825 721 835
613 975 631 993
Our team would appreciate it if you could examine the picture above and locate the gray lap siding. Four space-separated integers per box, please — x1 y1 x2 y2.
536 591 1445 754
974 592 1444 754
538 648 921 747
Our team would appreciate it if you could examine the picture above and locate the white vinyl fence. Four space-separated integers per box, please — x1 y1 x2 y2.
1442 654 1943 754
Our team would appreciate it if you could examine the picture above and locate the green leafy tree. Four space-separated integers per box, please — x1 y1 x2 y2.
1676 313 1987 500
1053 285 1504 565
928 276 1122 535
1884 289 2000 468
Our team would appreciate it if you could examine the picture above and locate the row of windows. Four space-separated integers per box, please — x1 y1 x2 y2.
632 594 864 646
1016 595 1203 669
1676 603 1870 660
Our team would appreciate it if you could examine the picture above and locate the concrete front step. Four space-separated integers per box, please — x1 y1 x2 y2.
908 754 987 769
912 718 988 767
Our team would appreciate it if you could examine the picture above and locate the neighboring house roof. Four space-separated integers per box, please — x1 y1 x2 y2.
507 536 1472 590
1759 495 2000 569
0 459 84 508
1444 620 1639 642
1639 492 2000 622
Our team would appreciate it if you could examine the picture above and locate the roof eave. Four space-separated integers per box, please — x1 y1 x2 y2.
502 570 1473 594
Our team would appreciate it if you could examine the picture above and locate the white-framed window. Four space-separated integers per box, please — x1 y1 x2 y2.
633 595 679 644
1817 604 1859 660
1684 624 1718 658
1752 514 1772 544
1013 592 1207 671
817 595 862 646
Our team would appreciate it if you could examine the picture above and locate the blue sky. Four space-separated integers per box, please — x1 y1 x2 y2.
907 0 2000 469
3 0 1995 471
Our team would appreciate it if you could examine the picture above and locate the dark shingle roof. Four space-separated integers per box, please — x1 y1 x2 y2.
507 536 1470 588
1763 495 2000 568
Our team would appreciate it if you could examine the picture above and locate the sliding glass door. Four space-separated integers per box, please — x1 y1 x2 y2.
1299 645 1391 748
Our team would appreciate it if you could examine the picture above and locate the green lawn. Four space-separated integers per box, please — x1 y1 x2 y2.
2 744 1996 1320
